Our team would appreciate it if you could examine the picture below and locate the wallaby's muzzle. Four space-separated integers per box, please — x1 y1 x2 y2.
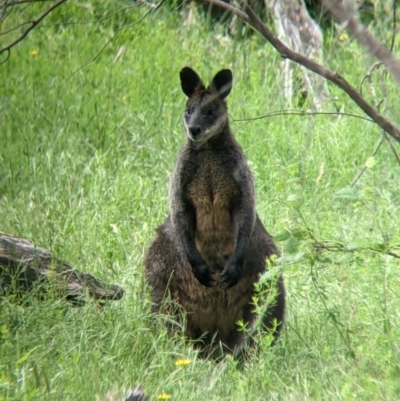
188 125 202 140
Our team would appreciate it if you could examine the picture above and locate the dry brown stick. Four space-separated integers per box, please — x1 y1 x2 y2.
0 0 68 55
322 0 400 86
200 0 400 144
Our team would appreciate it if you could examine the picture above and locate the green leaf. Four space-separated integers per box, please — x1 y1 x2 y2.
276 252 305 264
16 346 39 366
286 177 303 185
370 242 388 252
292 228 307 240
334 187 362 200
275 228 306 242
365 156 377 169
346 242 358 251
285 236 300 254
291 252 305 262
315 254 332 263
259 266 282 284
274 230 291 242
287 194 302 203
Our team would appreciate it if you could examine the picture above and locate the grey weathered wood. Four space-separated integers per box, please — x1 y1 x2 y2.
0 232 124 303
266 0 329 109
104 384 148 401
124 385 148 401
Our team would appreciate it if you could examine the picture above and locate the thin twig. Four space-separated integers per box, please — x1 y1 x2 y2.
359 62 383 97
311 271 355 354
389 0 397 52
353 62 385 187
350 137 384 187
0 48 10 64
315 243 400 260
354 39 400 187
388 251 400 259
0 20 32 35
383 133 400 164
231 110 374 123
0 0 68 54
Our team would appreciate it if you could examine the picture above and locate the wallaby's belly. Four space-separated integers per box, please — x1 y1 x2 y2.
187 172 238 271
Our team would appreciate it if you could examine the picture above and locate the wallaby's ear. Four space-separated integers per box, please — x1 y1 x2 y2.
209 69 232 100
180 67 204 98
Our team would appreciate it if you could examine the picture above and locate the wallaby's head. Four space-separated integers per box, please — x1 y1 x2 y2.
179 67 232 143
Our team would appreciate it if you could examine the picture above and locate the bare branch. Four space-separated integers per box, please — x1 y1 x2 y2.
0 0 68 55
314 242 400 260
200 0 400 144
322 0 400 86
231 110 374 123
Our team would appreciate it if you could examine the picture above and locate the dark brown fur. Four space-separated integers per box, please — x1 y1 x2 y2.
144 67 285 357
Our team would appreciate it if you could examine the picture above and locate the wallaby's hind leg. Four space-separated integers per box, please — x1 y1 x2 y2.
274 276 286 330
262 275 286 340
144 220 176 310
243 217 286 341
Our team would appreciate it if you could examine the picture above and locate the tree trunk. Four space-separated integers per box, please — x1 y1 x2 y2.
266 0 329 109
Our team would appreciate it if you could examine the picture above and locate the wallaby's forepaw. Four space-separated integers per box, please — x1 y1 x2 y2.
220 263 241 289
192 262 216 287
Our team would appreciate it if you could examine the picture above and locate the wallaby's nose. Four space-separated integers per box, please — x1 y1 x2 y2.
188 125 202 139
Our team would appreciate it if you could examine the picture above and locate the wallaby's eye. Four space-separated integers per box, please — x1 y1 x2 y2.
205 105 216 117
185 106 193 116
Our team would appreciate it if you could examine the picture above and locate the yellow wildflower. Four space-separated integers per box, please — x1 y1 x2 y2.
157 393 171 400
174 358 191 366
338 34 348 42
29 50 39 56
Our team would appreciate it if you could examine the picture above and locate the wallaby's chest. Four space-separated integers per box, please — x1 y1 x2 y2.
186 153 238 270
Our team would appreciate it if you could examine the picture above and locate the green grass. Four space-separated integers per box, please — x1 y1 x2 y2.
1 2 400 400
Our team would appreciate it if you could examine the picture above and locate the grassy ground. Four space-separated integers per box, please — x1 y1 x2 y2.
1 2 400 400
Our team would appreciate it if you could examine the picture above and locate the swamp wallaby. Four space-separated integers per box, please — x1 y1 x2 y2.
145 67 285 357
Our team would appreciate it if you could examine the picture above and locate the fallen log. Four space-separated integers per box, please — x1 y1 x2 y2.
0 232 124 304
